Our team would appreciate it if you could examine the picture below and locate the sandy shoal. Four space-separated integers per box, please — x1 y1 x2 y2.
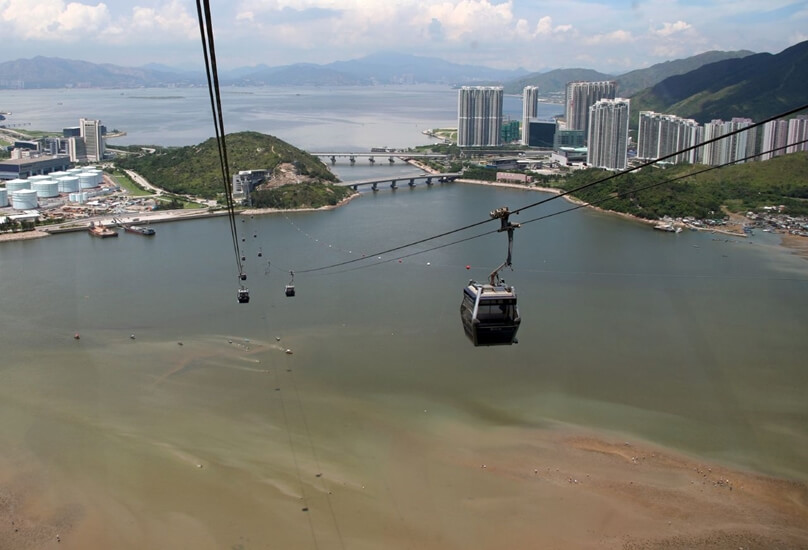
1 424 806 549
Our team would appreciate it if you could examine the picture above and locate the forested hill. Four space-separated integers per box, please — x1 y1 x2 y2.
629 40 808 123
116 132 336 199
553 152 808 220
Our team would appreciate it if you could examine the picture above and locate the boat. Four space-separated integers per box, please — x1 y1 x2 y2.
653 222 676 232
124 224 155 236
87 222 118 238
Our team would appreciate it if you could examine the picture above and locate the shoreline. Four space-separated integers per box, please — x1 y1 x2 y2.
0 192 361 243
456 178 808 254
2 179 804 259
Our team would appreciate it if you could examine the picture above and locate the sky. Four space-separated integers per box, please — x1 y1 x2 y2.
0 0 806 73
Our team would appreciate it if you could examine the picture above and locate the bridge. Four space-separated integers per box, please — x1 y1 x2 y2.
335 172 461 191
310 152 447 165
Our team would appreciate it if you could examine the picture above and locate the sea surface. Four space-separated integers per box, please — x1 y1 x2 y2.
0 85 554 149
1 86 807 547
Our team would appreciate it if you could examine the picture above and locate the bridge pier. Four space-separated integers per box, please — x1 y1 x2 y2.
330 155 336 164
369 156 375 164
426 177 433 185
388 157 395 164
352 185 359 191
372 182 378 191
390 180 398 189
349 155 356 165
408 179 416 187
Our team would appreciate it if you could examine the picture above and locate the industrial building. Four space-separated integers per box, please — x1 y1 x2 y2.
526 119 556 148
0 156 71 180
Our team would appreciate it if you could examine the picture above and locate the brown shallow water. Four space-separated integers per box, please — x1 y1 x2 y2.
1 183 807 548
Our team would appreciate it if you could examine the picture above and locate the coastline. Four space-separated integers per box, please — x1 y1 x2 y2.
0 192 361 244
456 178 807 244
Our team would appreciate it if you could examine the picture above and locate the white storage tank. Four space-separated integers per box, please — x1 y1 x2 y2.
49 171 70 179
88 170 104 185
67 168 83 174
28 175 51 183
68 192 88 204
5 178 30 192
78 172 97 189
57 176 80 193
31 180 59 198
0 188 7 207
11 189 39 210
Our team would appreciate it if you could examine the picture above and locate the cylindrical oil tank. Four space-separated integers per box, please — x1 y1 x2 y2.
88 170 104 185
5 179 30 192
49 171 70 179
11 189 39 210
78 172 97 189
31 180 59 198
28 175 51 183
57 176 80 193
0 188 8 207
68 192 88 204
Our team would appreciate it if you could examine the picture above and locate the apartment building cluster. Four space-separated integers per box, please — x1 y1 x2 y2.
458 81 807 173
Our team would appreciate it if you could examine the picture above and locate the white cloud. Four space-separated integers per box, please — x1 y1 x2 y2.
584 29 633 46
653 20 692 37
0 0 111 41
0 0 197 43
128 1 197 40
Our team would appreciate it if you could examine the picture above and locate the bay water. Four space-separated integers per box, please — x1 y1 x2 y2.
1 86 807 547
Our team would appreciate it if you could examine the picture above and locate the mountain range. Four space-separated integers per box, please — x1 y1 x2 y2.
631 40 808 123
2 43 807 126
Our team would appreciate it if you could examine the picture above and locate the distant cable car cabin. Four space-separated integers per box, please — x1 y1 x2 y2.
237 287 250 303
460 207 521 346
285 270 296 297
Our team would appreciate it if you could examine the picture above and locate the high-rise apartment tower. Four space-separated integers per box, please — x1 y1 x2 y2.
565 81 616 136
521 86 540 145
457 86 503 147
587 98 630 170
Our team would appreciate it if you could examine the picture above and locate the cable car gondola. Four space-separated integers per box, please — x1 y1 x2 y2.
460 207 521 346
237 287 250 304
460 281 520 346
285 271 296 297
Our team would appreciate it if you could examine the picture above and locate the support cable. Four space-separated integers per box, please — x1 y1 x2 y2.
308 137 808 277
196 0 243 277
294 103 808 275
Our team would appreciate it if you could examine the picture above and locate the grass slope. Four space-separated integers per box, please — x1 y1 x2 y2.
116 131 336 199
554 152 808 219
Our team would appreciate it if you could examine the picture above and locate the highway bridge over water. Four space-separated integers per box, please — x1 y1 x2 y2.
310 152 447 165
335 172 461 190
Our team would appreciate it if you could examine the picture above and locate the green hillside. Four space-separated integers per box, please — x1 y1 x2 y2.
630 41 808 124
115 131 336 199
616 50 753 97
554 152 808 219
